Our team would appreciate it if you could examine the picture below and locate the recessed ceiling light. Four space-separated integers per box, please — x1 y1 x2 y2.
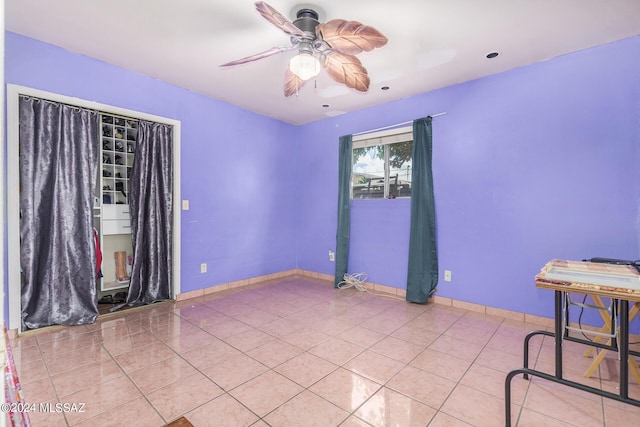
381 86 390 90
486 51 499 59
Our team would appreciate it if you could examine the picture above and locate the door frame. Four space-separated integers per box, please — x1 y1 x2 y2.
6 84 182 332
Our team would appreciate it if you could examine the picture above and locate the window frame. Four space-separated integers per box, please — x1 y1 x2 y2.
351 125 413 200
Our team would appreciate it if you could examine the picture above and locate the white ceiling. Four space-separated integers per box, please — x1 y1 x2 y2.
6 0 640 125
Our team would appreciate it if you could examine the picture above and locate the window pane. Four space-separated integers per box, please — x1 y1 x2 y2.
352 145 385 199
388 141 412 198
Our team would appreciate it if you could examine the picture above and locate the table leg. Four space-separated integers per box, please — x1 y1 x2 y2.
620 299 629 399
555 290 563 379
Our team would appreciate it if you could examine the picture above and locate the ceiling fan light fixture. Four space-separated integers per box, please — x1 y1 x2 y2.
289 52 321 80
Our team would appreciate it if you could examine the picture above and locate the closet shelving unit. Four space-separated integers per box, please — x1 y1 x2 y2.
101 115 137 205
96 114 138 292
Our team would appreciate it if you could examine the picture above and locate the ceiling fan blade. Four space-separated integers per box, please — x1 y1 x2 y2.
284 68 307 97
220 46 295 67
323 51 370 92
317 19 388 55
255 1 305 37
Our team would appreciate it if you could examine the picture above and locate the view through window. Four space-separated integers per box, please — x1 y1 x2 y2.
351 127 413 199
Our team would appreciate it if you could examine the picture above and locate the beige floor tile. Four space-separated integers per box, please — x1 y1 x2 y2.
386 365 456 408
308 318 354 336
185 393 259 427
274 352 338 387
146 372 224 421
114 341 176 373
21 406 68 427
164 328 218 352
16 358 49 385
257 317 305 338
474 346 526 374
20 376 58 404
138 313 176 331
281 329 331 350
343 350 405 384
63 375 142 425
89 317 146 341
38 332 101 360
45 347 113 376
440 384 512 427
16 277 628 427
411 348 472 382
309 368 381 412
264 390 349 427
428 412 474 426
180 339 242 370
455 311 502 332
460 363 529 405
245 339 302 368
234 308 279 327
51 358 125 398
335 306 376 325
34 325 93 344
369 336 423 363
390 323 440 347
355 387 437 427
444 323 495 346
202 353 268 390
360 314 408 335
174 305 230 324
603 400 640 425
146 312 200 333
336 325 386 348
128 355 198 394
10 340 43 368
101 330 161 356
340 416 372 427
516 407 574 426
73 396 164 427
201 318 254 339
229 370 303 417
223 327 275 352
427 334 484 362
522 381 604 426
308 336 364 365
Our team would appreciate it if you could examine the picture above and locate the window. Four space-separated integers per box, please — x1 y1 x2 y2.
351 126 413 199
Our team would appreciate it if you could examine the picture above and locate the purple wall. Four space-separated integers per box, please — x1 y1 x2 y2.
295 36 640 323
5 32 640 328
5 32 298 293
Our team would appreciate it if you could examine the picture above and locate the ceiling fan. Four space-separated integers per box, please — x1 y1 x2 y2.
220 1 388 97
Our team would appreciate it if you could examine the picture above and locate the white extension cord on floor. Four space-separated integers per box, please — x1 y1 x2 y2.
337 272 405 301
336 272 369 292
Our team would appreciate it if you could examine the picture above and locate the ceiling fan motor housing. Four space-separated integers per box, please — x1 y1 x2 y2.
293 9 319 37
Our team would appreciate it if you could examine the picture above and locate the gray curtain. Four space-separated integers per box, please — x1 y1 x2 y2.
123 120 173 307
19 97 100 329
406 117 438 303
334 135 352 287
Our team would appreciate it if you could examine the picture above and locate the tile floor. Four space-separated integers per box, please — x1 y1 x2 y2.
8 276 640 426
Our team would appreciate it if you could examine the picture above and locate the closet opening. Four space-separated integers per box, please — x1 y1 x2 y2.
7 84 182 333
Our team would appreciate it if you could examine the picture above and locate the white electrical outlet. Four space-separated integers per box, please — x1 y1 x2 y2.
200 263 207 273
444 270 452 282
329 250 335 262
182 200 190 210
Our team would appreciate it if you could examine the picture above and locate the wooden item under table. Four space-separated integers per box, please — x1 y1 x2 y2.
581 295 640 384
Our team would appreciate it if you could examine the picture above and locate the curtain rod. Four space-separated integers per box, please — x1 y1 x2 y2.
352 112 447 137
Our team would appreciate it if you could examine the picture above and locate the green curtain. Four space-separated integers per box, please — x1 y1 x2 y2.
335 135 352 287
406 117 438 303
